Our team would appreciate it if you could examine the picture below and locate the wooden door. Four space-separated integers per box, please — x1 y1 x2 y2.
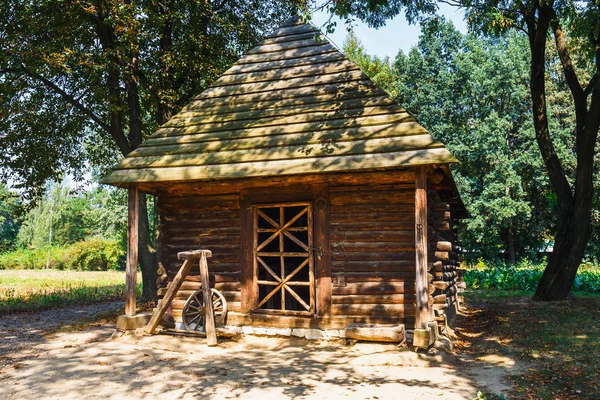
253 202 315 315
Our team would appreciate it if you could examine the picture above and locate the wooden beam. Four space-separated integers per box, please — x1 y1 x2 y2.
199 251 217 346
145 259 192 334
415 166 430 330
125 184 139 317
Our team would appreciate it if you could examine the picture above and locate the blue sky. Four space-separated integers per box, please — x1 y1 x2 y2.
310 3 468 60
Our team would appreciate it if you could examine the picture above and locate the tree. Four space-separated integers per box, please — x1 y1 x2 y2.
0 183 22 252
344 20 564 262
330 0 600 300
1 0 304 300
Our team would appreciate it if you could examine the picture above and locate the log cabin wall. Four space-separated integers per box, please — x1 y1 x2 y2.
155 171 420 329
428 191 460 325
157 193 242 323
329 182 416 327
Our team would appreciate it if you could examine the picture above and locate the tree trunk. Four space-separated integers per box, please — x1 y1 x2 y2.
506 224 516 265
526 5 600 300
534 208 591 300
138 193 158 301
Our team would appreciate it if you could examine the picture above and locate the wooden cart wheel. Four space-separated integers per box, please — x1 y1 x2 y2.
182 288 227 332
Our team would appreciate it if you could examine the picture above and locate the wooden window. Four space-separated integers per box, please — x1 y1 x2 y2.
253 202 315 315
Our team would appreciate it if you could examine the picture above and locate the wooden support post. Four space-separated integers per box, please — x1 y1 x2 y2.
125 184 139 317
199 251 217 346
145 258 194 334
415 166 429 330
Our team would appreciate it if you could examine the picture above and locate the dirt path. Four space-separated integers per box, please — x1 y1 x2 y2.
0 303 525 399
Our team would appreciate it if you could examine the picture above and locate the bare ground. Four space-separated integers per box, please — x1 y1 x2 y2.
0 302 527 399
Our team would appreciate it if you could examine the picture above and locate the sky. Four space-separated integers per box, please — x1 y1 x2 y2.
310 3 468 61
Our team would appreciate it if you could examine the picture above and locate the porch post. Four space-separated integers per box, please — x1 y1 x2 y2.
125 183 139 316
414 166 430 339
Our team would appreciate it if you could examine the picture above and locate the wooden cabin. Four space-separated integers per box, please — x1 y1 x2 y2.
102 17 467 346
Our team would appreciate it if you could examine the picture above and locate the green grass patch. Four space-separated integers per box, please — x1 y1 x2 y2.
464 260 600 293
0 269 140 314
461 289 600 399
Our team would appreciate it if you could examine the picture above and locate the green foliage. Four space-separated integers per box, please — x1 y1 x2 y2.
15 182 126 250
0 183 22 252
0 237 124 271
465 260 600 293
0 0 306 197
342 19 576 259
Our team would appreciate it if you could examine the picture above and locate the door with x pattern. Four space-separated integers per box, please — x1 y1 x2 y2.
253 202 315 315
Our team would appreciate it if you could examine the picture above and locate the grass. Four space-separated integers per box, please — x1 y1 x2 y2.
0 269 141 314
459 289 600 399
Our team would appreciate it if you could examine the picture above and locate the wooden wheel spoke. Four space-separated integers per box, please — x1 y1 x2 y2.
283 284 310 311
257 257 282 282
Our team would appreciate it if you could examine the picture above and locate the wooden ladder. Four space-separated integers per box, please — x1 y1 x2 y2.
144 249 217 346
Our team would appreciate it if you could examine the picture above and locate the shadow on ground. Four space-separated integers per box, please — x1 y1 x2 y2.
0 301 526 399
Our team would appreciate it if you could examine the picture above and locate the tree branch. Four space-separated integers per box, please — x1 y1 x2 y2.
550 14 584 100
23 67 111 134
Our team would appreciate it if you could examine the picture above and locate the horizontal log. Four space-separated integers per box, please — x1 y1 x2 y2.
331 303 416 316
331 242 415 252
428 283 435 295
331 251 415 262
343 272 414 283
433 281 450 290
333 282 414 295
431 211 451 221
432 221 451 231
224 312 411 329
431 202 450 211
332 293 414 304
430 241 452 252
445 285 458 296
434 271 457 280
330 230 414 243
331 260 415 273
331 221 416 231
433 294 447 304
433 251 450 260
345 324 405 343
329 183 415 193
330 190 414 205
331 212 414 223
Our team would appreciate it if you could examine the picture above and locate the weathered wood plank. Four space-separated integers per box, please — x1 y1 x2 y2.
331 304 416 316
195 68 365 100
145 258 194 334
146 112 416 144
161 103 406 131
103 148 458 184
332 282 414 295
415 166 430 330
211 58 360 86
120 136 444 170
332 294 414 304
125 184 139 317
173 94 389 124
235 41 337 64
345 324 405 342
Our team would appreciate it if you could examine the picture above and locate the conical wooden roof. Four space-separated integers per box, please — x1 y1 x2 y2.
101 17 458 185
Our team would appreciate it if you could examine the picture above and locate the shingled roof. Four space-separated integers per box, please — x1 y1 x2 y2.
101 17 458 186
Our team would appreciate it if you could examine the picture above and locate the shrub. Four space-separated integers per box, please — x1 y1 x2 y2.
464 259 600 293
63 237 124 271
0 238 124 271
